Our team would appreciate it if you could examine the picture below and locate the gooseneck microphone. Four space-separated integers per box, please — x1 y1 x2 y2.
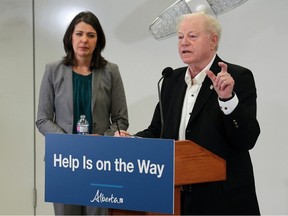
157 67 173 138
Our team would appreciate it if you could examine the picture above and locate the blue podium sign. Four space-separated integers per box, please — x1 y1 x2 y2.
45 134 175 214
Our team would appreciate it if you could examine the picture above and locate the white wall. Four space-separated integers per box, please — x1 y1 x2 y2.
0 1 34 215
218 1 288 214
0 0 287 215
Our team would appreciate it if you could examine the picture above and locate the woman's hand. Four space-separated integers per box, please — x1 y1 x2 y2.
114 130 132 137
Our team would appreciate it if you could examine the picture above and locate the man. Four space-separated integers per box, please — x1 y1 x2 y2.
119 12 260 215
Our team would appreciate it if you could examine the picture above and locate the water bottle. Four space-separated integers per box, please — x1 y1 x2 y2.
77 115 89 135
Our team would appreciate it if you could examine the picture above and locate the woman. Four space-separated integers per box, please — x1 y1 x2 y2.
36 11 129 215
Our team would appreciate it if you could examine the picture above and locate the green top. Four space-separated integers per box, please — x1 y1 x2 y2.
72 71 92 134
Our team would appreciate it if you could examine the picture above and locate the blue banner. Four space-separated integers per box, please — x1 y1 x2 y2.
45 134 175 214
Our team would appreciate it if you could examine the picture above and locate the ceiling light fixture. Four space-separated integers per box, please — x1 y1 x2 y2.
149 0 248 40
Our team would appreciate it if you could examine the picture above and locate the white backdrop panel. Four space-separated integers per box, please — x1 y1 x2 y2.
0 0 34 215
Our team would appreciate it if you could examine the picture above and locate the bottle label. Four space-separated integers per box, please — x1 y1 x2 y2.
77 125 89 133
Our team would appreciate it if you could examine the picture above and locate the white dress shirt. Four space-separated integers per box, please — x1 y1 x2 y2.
178 56 239 140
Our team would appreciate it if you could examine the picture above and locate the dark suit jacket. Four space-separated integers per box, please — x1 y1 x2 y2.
136 55 260 214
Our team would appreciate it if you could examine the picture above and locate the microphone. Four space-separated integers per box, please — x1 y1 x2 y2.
157 67 173 138
162 66 173 78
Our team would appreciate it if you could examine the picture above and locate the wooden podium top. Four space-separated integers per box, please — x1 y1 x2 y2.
109 139 226 215
175 140 226 186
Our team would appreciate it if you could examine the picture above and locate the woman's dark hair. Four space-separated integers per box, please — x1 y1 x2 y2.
62 11 107 69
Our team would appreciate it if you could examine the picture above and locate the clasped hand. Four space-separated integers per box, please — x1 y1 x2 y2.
114 130 132 137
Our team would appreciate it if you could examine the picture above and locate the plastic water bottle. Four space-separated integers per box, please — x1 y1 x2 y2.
77 115 89 135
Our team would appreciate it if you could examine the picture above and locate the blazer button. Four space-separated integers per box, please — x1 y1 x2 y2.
186 130 191 133
233 119 239 128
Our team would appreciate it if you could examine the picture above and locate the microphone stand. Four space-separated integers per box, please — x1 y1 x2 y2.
157 67 173 139
157 76 165 138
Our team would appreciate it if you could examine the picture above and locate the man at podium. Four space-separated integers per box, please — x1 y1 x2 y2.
117 12 260 215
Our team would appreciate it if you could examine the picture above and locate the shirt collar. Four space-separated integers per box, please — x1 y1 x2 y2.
184 54 216 86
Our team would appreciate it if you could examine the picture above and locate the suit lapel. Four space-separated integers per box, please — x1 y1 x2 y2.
91 68 103 111
188 77 214 122
64 66 73 113
188 55 221 123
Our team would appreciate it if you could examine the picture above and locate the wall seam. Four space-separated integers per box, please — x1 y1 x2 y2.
32 0 37 215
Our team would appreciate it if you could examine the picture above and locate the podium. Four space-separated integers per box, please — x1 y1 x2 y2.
45 135 225 215
109 140 226 215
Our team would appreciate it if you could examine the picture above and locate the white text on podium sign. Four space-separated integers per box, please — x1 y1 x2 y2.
45 134 175 214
